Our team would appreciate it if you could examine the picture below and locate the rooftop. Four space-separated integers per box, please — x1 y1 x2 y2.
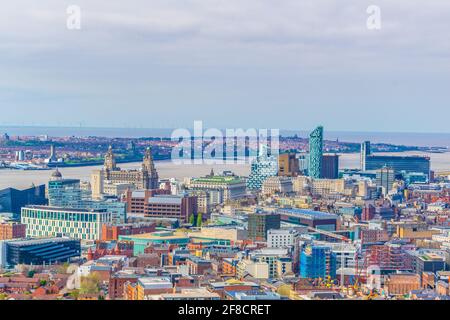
120 231 188 240
277 208 338 220
138 277 173 289
148 195 183 205
191 176 244 184
4 237 79 246
23 206 106 214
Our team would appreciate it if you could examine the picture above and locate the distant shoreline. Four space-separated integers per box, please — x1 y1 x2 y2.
1 125 449 147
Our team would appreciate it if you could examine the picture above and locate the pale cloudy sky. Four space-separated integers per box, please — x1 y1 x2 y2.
1 0 450 132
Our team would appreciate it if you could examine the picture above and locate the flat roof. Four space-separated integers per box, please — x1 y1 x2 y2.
148 196 183 205
23 206 106 213
4 237 79 246
277 208 338 220
191 176 244 184
138 277 172 289
210 280 259 288
120 232 188 240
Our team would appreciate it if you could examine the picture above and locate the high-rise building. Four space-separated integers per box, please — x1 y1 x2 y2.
247 145 278 191
321 154 339 179
360 141 371 171
376 166 396 195
309 126 323 179
248 212 281 241
300 245 337 279
278 153 299 177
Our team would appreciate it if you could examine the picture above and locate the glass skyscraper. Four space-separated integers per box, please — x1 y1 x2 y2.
360 141 371 171
247 144 278 191
308 126 323 179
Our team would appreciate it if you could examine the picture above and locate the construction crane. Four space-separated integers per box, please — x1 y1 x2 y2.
352 249 369 293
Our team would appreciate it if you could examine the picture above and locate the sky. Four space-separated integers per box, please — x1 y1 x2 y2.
1 0 450 133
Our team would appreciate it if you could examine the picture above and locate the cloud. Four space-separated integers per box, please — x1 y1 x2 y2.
0 1 450 131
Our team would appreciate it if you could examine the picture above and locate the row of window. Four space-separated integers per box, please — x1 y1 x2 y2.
22 210 111 222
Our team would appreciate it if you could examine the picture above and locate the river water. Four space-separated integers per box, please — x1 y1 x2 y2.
0 151 449 190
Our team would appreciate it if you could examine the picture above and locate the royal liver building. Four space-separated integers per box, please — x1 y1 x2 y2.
91 146 159 198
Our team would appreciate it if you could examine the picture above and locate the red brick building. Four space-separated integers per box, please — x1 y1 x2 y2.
109 273 142 300
124 189 171 215
361 205 376 221
124 190 198 223
101 223 156 241
360 229 389 244
87 241 134 260
144 244 173 266
186 257 212 275
135 253 160 268
0 222 26 240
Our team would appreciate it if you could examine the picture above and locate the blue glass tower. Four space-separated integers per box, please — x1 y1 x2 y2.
247 144 278 191
309 126 323 179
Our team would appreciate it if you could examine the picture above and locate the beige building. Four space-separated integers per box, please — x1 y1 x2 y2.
292 176 311 195
188 173 247 202
103 182 135 197
188 226 248 243
385 274 421 296
276 258 293 277
310 179 347 197
236 260 270 279
262 176 293 196
91 146 159 199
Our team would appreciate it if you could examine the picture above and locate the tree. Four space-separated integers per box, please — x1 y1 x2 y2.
189 214 195 226
80 273 101 295
55 262 70 274
196 214 203 227
69 289 80 300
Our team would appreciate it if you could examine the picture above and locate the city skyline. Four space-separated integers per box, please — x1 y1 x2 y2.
1 1 450 304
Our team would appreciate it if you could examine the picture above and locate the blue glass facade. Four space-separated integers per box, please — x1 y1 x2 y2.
309 126 323 179
246 145 278 191
300 245 336 279
366 155 431 177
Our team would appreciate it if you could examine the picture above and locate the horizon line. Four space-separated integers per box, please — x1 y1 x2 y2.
1 124 450 136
